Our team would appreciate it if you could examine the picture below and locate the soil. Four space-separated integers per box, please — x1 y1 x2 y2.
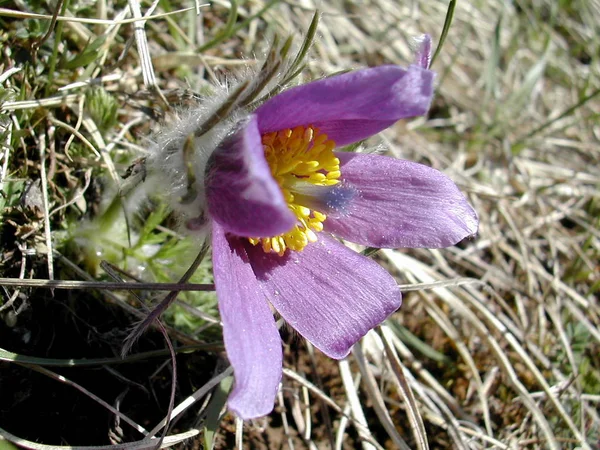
0 288 220 446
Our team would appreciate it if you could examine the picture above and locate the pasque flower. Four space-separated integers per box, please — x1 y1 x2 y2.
199 41 478 419
141 36 476 420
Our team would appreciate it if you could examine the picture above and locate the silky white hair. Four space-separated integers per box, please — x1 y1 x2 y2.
140 41 301 237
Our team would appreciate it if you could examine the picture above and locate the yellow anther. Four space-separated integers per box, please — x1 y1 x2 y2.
248 126 341 255
295 205 311 217
311 221 324 233
305 229 318 243
309 173 327 182
313 211 326 221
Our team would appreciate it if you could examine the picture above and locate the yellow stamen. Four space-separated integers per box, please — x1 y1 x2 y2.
248 125 340 256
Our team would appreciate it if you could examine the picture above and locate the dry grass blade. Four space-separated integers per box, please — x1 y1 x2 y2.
235 417 243 450
276 390 295 449
0 66 22 83
384 249 592 449
78 109 120 183
380 325 477 448
144 367 233 439
338 359 375 450
353 342 411 450
459 285 591 447
377 326 429 450
412 287 494 436
1 94 82 111
334 403 353 450
304 342 336 447
37 129 54 281
0 277 214 291
282 368 386 450
0 6 200 25
282 369 340 412
0 426 199 450
398 277 482 292
127 0 156 89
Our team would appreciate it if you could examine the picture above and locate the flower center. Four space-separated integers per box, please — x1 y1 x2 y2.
248 126 341 256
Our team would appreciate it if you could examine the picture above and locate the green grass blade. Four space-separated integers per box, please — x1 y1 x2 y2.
203 376 234 450
516 87 600 144
0 344 221 367
388 320 451 364
430 0 456 65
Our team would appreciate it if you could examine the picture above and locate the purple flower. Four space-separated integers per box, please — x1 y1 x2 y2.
203 41 477 419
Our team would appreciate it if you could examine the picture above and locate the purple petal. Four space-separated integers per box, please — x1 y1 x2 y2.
246 234 401 359
205 115 296 237
414 34 432 69
212 223 283 419
324 152 478 248
255 65 435 146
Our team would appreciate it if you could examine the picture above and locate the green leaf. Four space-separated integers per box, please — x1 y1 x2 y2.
388 320 451 364
361 247 379 257
133 203 168 250
0 438 19 450
196 0 238 53
0 180 24 212
505 38 550 114
63 35 107 70
483 10 502 102
203 376 234 450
